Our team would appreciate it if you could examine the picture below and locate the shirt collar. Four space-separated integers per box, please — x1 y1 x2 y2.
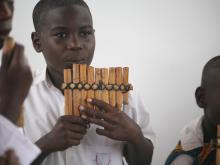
33 66 53 88
180 115 204 151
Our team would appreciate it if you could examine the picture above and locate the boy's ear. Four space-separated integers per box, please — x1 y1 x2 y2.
31 32 42 52
195 87 206 108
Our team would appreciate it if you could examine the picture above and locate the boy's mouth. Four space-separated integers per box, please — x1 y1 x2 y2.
64 60 87 64
63 60 88 68
0 29 11 39
0 19 12 33
63 58 87 64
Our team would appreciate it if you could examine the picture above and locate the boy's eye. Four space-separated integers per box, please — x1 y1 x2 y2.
54 32 68 39
79 31 93 37
6 0 14 8
1 1 14 10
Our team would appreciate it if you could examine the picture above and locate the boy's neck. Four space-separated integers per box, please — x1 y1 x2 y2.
202 116 217 143
46 67 64 93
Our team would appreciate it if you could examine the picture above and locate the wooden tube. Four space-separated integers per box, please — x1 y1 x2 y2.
87 66 95 109
64 69 72 115
116 67 123 111
80 64 87 106
95 68 101 110
72 64 80 116
109 68 116 107
63 65 133 114
16 106 24 127
123 67 129 105
3 36 15 55
101 68 109 104
67 70 73 115
216 125 220 165
64 69 68 115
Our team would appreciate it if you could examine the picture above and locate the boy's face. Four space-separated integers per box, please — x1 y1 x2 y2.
33 5 95 74
0 0 14 48
203 69 220 125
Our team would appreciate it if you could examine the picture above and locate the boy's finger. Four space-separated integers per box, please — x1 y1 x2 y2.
65 122 87 134
89 118 114 130
1 51 10 71
1 37 15 70
79 105 102 118
3 37 15 55
96 128 112 138
1 44 25 71
10 44 25 67
5 150 20 165
59 115 87 127
79 105 113 123
86 98 115 112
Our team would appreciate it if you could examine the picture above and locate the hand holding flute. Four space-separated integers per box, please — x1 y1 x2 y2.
0 37 33 124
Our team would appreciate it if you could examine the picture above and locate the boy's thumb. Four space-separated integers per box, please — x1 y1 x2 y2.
1 37 15 71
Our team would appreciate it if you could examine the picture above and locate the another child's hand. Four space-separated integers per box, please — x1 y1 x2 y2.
80 99 143 144
0 150 20 165
36 115 87 153
0 43 33 123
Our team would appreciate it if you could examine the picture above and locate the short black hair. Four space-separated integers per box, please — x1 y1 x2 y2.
201 55 220 87
33 0 91 31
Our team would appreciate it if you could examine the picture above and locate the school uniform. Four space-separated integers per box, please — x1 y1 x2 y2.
165 116 215 165
23 67 155 165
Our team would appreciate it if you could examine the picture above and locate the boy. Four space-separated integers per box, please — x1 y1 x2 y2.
25 0 155 164
0 0 40 164
165 56 220 165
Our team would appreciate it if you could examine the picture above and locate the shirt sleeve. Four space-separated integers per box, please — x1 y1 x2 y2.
125 91 156 145
0 115 41 165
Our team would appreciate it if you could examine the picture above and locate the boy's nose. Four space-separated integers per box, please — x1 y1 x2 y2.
0 2 12 20
67 36 82 50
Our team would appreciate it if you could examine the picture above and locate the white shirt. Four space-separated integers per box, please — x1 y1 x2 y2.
0 115 41 165
23 68 155 165
171 116 204 165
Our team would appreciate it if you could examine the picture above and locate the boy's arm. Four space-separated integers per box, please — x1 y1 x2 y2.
31 151 50 165
80 98 154 165
123 135 153 165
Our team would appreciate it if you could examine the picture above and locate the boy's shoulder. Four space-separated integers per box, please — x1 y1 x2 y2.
179 116 204 151
127 90 145 107
126 90 155 144
31 67 49 86
165 116 214 165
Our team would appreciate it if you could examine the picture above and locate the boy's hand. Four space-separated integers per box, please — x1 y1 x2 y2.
36 115 87 153
80 99 143 144
0 43 33 123
0 150 20 165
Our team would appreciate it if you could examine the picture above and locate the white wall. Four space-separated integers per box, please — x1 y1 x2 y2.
12 0 220 164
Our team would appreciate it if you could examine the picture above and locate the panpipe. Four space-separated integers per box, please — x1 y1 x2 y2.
62 64 133 116
16 106 24 127
3 36 15 55
3 37 24 127
216 125 220 165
